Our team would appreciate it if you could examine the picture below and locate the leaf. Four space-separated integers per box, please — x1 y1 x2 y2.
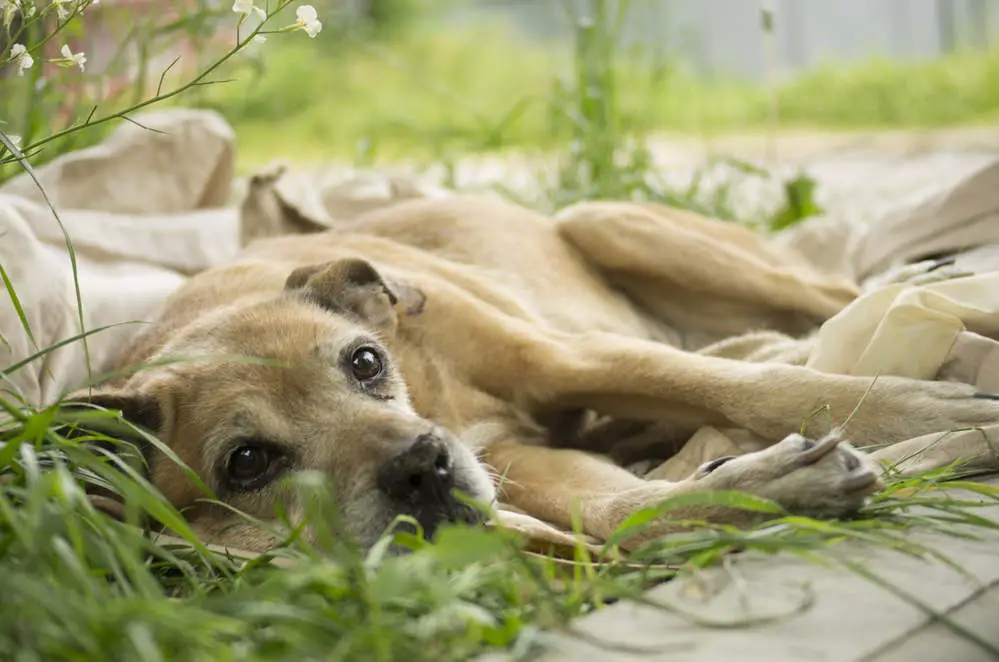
0 263 39 352
2 323 133 377
430 525 511 570
603 490 785 550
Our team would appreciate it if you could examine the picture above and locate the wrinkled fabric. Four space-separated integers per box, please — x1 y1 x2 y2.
0 110 241 405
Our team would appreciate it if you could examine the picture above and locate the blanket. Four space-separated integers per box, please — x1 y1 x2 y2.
3 109 999 553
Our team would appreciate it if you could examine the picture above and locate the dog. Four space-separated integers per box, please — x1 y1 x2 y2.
70 195 999 552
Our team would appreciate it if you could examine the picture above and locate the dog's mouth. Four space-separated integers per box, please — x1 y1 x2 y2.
406 493 487 541
374 433 494 542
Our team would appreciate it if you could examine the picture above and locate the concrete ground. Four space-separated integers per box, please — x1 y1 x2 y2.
471 475 999 662
526 477 999 662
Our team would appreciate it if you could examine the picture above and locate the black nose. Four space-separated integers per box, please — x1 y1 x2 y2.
377 434 455 504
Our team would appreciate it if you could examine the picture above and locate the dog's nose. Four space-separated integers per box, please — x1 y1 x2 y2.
377 433 455 504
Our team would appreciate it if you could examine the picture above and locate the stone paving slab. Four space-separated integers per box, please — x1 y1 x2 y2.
510 475 999 662
868 582 999 662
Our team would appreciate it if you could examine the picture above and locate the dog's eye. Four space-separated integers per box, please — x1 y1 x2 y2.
226 443 284 490
350 347 384 382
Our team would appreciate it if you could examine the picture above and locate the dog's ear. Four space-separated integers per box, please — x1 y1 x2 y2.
57 387 166 514
284 258 425 333
61 387 164 433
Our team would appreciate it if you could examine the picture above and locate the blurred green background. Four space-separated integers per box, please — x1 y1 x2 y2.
4 0 999 175
192 0 999 169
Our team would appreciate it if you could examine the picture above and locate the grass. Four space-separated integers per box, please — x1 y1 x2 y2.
195 18 999 170
5 2 999 660
3 398 999 660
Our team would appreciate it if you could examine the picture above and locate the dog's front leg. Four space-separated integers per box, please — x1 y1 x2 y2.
429 283 999 445
448 318 999 444
483 430 882 550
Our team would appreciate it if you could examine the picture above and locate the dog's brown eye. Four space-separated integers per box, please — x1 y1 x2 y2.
350 347 383 382
227 444 277 487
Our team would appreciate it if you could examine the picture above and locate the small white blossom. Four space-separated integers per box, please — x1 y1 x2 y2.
2 2 22 29
52 0 70 20
232 0 265 21
57 44 86 71
233 0 267 44
9 43 33 76
295 4 322 38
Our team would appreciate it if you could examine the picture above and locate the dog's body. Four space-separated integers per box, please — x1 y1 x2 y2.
87 195 999 551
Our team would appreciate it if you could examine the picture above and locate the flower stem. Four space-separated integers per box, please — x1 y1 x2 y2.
1 0 295 166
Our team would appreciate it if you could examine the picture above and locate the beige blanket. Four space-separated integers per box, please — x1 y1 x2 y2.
3 109 999 553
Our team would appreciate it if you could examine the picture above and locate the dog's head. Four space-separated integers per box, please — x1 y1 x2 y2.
69 258 496 551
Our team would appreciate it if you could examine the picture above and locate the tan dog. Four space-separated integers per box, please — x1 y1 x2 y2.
74 196 999 552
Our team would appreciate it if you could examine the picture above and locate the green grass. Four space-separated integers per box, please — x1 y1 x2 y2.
3 397 999 660
195 20 999 170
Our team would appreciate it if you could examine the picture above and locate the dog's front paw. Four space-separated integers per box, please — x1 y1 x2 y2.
697 429 883 519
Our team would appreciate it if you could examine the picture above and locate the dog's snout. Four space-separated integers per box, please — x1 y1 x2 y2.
377 433 455 503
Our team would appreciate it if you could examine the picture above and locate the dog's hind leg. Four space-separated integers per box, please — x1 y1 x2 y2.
554 201 859 339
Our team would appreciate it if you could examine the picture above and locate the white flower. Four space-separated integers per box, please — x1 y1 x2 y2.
52 0 70 20
295 4 322 38
233 0 267 43
2 2 22 29
232 0 265 21
9 43 33 76
296 4 317 21
57 44 86 71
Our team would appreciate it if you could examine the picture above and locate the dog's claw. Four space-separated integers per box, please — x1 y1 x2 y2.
928 256 957 271
973 392 999 401
798 431 843 466
840 467 880 493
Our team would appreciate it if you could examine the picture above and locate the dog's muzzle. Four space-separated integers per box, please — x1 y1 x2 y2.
376 433 484 539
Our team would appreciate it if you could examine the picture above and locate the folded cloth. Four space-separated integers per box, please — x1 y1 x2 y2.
0 110 240 405
773 156 999 282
